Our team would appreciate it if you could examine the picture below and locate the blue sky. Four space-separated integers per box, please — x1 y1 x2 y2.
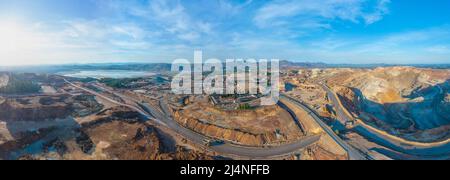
0 0 449 65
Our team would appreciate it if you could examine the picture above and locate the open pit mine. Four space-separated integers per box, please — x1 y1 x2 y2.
0 64 449 160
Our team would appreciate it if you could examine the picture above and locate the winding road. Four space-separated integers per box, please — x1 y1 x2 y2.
65 79 322 159
280 95 368 160
63 79 167 126
321 83 450 158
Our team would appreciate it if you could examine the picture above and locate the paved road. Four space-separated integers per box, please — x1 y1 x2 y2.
280 94 368 160
65 79 321 158
63 79 167 126
320 84 354 124
143 100 322 158
320 83 450 158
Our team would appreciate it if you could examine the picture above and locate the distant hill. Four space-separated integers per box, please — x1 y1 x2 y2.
1 61 449 74
0 63 172 74
280 60 450 69
279 60 329 68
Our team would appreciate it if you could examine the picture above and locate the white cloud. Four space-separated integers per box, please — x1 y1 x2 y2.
254 0 391 28
360 26 450 51
127 0 214 43
112 25 146 40
363 0 390 25
426 45 450 54
298 26 450 64
3 0 449 65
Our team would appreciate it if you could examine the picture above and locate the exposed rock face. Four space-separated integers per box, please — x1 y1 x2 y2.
76 107 213 160
0 128 54 159
100 123 213 160
335 86 361 116
170 95 303 146
333 67 450 132
305 67 450 144
438 93 450 118
0 95 103 122
0 97 72 122
302 145 348 160
1 106 214 160
344 67 446 103
174 111 279 146
0 75 8 88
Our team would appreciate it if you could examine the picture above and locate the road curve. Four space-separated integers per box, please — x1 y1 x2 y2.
143 101 322 159
280 95 368 160
63 79 167 126
321 83 450 157
65 79 321 158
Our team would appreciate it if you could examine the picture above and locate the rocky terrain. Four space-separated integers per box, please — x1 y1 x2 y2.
299 144 348 160
0 95 102 122
171 95 303 146
0 73 217 160
438 93 450 120
65 107 213 160
282 70 331 118
0 92 104 158
4 67 448 160
328 67 450 141
0 106 213 160
0 74 8 88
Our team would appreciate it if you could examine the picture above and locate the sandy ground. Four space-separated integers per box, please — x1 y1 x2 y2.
0 75 8 88
280 98 347 156
177 95 303 141
74 96 117 125
41 86 57 94
0 121 14 144
0 118 79 137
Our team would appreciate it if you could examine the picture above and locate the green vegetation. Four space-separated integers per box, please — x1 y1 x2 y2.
79 77 98 83
99 78 140 88
334 129 340 135
238 103 252 110
155 76 169 84
0 74 41 94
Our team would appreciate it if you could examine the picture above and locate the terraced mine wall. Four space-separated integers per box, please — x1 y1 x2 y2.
279 98 347 156
0 99 72 121
173 111 283 146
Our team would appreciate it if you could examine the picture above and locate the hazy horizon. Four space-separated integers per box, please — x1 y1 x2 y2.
1 60 450 68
